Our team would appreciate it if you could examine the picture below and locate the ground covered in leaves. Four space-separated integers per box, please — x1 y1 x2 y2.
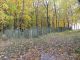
0 31 80 60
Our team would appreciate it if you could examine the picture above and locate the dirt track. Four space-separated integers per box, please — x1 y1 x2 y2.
0 31 80 60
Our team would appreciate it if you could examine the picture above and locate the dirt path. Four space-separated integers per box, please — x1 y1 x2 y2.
0 31 80 60
0 40 12 52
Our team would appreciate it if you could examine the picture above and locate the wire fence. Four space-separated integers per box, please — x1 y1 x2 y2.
0 27 71 39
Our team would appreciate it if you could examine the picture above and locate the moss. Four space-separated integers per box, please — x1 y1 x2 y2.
75 48 80 54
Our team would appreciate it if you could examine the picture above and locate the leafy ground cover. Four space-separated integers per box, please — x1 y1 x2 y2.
0 31 80 60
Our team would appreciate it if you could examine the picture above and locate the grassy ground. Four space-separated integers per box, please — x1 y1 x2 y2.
0 31 80 60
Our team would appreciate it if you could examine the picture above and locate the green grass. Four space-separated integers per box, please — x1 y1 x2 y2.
75 48 80 54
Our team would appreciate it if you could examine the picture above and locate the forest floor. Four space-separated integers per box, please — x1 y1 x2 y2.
0 30 80 60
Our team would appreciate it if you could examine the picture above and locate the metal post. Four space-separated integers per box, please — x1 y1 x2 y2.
36 5 38 36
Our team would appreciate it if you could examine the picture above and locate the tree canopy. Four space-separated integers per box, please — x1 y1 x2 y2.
0 0 79 31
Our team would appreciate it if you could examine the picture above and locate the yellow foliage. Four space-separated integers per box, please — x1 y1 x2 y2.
2 3 9 9
53 20 68 28
23 15 31 20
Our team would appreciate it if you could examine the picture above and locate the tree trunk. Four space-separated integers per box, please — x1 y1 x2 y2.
19 0 25 32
